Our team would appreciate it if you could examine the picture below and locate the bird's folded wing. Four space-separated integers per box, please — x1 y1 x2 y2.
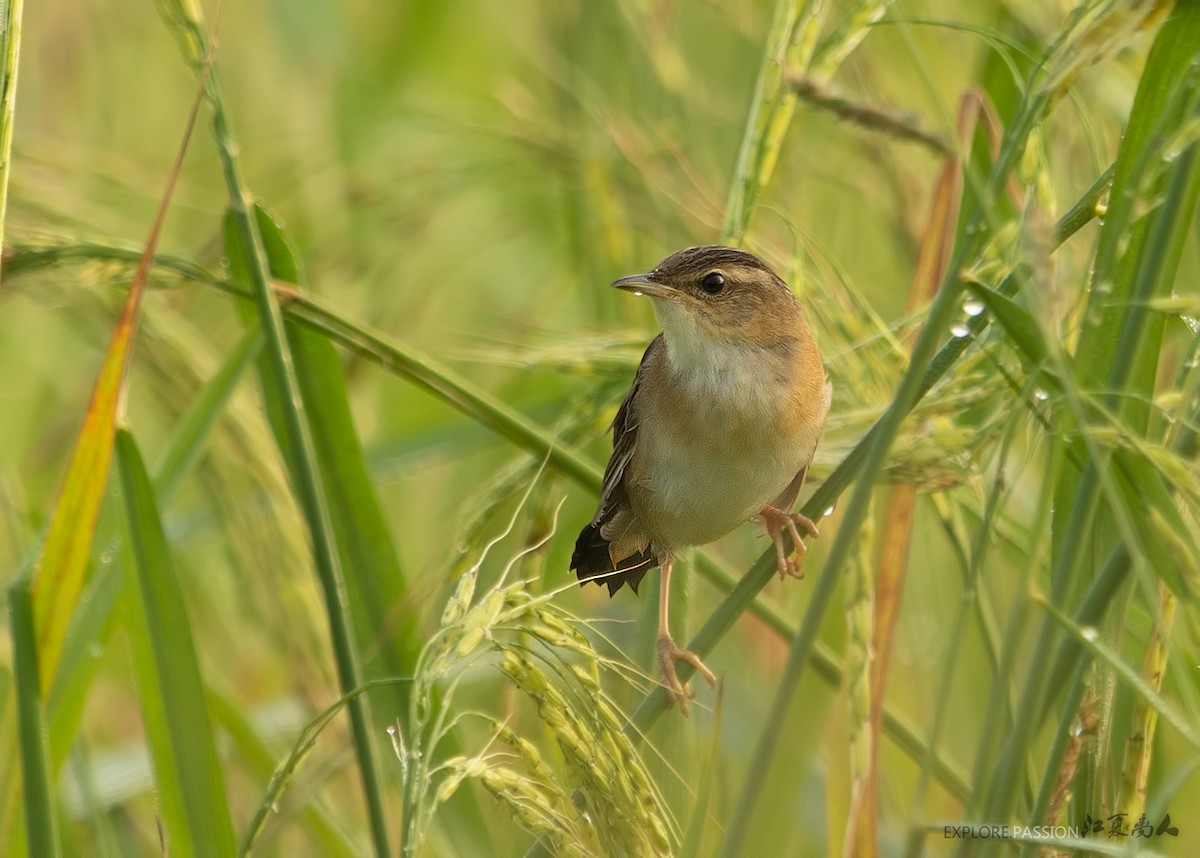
595 332 662 523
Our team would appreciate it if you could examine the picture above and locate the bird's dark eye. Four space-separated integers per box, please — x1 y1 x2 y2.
700 271 725 294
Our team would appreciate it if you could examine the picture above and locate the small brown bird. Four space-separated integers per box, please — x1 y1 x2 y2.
572 245 831 711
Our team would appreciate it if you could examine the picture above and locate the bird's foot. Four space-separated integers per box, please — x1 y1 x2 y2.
656 633 716 716
759 506 820 580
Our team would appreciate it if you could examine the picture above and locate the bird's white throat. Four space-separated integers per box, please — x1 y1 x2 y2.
652 299 782 420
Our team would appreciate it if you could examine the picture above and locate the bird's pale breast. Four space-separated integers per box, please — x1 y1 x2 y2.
627 337 822 551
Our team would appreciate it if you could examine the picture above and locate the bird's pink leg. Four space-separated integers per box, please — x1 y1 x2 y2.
759 506 820 580
656 557 716 715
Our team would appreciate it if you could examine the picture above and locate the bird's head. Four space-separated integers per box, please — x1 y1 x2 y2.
611 245 806 351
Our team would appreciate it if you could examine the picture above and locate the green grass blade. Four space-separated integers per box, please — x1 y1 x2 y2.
47 326 265 780
238 678 401 857
680 685 722 858
225 205 491 851
960 281 1051 371
44 552 121 772
153 326 262 501
156 2 394 848
1041 321 1200 720
1035 595 1200 750
1073 9 1200 399
225 206 419 710
0 65 207 848
206 690 358 858
0 0 23 283
115 428 237 858
721 0 808 243
8 577 60 858
3 239 603 495
984 3 1200 833
217 196 391 853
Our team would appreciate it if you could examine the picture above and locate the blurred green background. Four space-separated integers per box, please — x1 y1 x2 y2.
2 0 1198 856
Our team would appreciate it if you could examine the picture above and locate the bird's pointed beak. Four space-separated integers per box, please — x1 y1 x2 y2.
611 272 675 299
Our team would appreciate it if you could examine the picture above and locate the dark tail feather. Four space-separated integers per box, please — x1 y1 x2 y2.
570 522 655 596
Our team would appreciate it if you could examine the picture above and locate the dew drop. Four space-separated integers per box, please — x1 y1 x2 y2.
1094 280 1113 296
950 323 970 338
963 297 985 316
633 291 644 297
1034 388 1049 402
1081 626 1099 642
823 504 836 518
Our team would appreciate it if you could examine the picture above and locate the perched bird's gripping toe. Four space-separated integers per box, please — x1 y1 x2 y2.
759 506 820 580
656 633 716 716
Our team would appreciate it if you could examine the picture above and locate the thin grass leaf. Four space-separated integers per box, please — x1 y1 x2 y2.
48 324 264 782
1048 13 1200 602
911 400 1033 836
859 102 969 855
27 44 207 695
1110 446 1198 596
0 0 23 283
225 206 491 852
219 200 390 853
157 4 392 849
680 683 722 858
960 281 1052 372
2 239 604 494
8 578 60 858
153 326 262 500
723 1 891 243
239 678 405 857
721 0 809 243
206 690 358 858
0 59 208 847
116 428 237 858
843 494 875 858
1118 582 1176 821
692 552 972 798
225 206 418 688
985 8 1200 834
44 550 121 773
1034 593 1200 751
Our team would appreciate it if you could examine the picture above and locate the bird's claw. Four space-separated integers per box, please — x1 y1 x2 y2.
760 506 820 580
657 634 715 716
